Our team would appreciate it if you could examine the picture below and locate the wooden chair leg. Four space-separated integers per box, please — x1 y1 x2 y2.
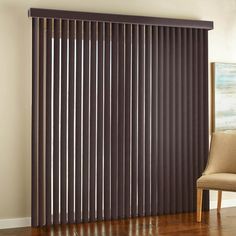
197 188 203 222
217 190 222 213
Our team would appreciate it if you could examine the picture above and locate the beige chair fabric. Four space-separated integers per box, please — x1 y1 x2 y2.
203 132 236 175
197 173 236 191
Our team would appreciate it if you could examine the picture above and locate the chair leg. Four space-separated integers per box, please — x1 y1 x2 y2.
197 188 203 222
217 190 222 213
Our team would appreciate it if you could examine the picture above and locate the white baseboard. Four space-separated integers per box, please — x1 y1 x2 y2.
0 217 31 229
210 199 236 209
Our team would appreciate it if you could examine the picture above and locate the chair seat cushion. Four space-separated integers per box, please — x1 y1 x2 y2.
197 173 236 191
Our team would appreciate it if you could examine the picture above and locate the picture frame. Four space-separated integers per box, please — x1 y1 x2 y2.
211 62 236 132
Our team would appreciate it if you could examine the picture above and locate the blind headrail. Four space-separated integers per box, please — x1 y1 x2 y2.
28 8 213 30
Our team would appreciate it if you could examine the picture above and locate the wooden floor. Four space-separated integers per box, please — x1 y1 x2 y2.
1 207 236 236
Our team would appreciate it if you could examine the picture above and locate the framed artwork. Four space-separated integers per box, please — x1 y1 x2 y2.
211 63 236 132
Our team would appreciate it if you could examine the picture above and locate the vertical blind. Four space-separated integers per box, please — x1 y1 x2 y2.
30 8 213 227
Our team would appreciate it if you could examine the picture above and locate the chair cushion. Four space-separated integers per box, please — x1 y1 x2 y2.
197 173 236 191
204 132 236 175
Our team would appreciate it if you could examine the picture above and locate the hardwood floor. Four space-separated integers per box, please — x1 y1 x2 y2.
1 207 236 236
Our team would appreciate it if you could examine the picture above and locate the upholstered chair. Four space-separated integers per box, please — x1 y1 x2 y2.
196 132 236 222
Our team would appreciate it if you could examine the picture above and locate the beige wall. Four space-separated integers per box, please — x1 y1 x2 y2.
0 0 236 219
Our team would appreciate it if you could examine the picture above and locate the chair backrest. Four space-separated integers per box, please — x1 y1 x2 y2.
204 132 236 175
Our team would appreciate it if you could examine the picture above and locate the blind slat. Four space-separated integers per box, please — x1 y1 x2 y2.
163 27 170 214
169 27 176 214
182 28 188 212
131 24 138 217
46 18 52 225
111 23 119 220
32 17 38 227
38 18 45 227
104 22 111 220
75 20 83 223
97 22 104 221
138 25 145 216
176 28 182 213
68 20 75 224
151 26 158 215
145 25 151 216
82 21 90 222
202 30 209 211
118 23 125 219
61 19 68 224
124 24 132 218
157 26 164 215
192 29 199 212
53 19 60 225
90 21 97 221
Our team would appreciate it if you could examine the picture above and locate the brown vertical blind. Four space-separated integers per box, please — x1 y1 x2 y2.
38 18 44 226
75 20 82 223
53 19 60 225
30 8 213 227
46 18 52 225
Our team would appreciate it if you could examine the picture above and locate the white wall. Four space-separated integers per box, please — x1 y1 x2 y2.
1 0 236 220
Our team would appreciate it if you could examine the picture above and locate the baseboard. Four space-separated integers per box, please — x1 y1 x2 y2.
0 217 31 229
210 199 236 209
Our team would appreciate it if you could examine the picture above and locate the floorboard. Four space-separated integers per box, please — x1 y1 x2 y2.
1 207 236 235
